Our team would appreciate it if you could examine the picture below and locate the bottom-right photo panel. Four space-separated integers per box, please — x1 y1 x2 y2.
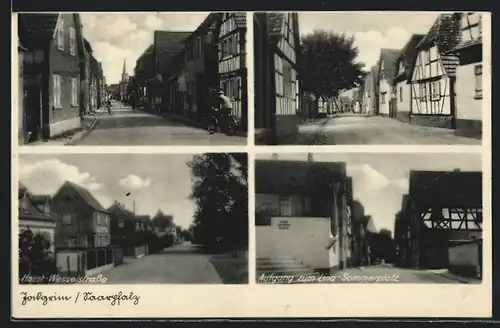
255 152 483 284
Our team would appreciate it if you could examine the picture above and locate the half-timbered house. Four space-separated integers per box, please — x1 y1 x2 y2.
410 13 462 129
377 49 400 117
448 12 483 138
392 34 424 122
254 13 301 144
217 12 247 131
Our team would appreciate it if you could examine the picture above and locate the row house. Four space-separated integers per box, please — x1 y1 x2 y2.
376 48 400 117
108 201 152 245
151 210 177 238
51 181 111 249
18 13 85 143
392 34 425 122
254 13 301 145
18 183 57 255
83 39 104 112
255 154 365 272
181 13 221 121
153 31 192 114
409 13 462 129
217 12 248 130
448 12 483 138
133 45 155 109
360 66 378 115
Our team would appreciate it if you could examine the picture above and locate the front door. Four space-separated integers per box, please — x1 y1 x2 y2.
24 77 42 143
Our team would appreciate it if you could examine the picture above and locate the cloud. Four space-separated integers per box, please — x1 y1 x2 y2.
80 13 207 84
348 164 407 233
119 174 152 190
19 158 104 195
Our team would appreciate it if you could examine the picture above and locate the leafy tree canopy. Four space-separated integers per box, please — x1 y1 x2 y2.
300 30 366 99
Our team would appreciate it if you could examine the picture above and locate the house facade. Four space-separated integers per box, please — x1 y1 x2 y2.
254 13 301 144
18 184 57 255
377 48 400 117
449 12 483 138
218 12 248 130
182 14 221 120
19 13 85 142
410 13 462 129
51 181 111 249
255 157 363 271
393 34 425 122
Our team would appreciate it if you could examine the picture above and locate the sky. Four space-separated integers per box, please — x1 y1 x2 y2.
80 12 208 84
298 11 444 69
256 153 482 235
18 154 199 229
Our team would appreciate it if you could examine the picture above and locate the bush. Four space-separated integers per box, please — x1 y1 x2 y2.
19 229 57 282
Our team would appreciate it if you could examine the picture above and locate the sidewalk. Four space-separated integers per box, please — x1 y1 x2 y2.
25 113 100 146
428 269 481 284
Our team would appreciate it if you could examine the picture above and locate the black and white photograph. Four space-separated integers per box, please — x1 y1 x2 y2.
17 153 248 284
17 12 248 146
255 153 482 284
254 12 485 145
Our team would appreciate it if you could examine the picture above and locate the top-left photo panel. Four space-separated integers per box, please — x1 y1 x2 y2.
16 12 248 146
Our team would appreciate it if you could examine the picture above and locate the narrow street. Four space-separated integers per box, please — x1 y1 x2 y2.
72 104 246 146
102 242 223 284
287 115 481 145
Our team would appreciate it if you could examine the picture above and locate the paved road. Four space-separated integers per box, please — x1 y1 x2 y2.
332 265 465 284
73 107 246 146
103 242 223 284
286 115 481 145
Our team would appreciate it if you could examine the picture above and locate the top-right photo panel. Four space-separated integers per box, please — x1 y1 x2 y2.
253 12 487 145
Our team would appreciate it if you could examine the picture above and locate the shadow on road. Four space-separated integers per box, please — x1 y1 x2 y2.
93 115 201 131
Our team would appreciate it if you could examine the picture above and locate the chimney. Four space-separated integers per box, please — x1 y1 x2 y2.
307 153 314 162
271 153 278 160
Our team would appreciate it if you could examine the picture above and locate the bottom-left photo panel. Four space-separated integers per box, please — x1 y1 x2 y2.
16 152 249 285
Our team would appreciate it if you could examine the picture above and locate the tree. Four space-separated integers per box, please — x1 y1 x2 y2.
188 153 248 253
19 229 57 281
300 30 366 109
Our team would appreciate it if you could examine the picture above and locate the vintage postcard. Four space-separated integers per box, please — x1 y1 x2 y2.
17 12 248 146
254 12 485 146
11 10 492 319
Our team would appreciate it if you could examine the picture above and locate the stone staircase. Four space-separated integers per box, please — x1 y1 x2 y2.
256 256 319 283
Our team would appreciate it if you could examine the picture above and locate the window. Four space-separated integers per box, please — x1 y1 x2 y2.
69 27 76 55
399 86 403 102
430 81 441 101
118 220 124 228
53 74 61 108
71 77 78 107
63 213 72 225
475 64 482 99
283 62 293 98
279 195 292 217
20 197 28 213
419 84 426 102
56 20 64 50
68 238 77 247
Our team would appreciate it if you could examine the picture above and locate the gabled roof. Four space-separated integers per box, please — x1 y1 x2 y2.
394 34 425 83
154 31 192 55
255 159 347 194
30 195 51 205
135 215 151 223
108 202 136 220
59 181 107 212
378 48 400 84
416 13 461 76
18 186 55 222
185 13 222 42
267 13 285 44
409 170 482 209
84 38 93 54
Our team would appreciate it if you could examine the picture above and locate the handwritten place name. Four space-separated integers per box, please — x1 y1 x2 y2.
20 291 140 306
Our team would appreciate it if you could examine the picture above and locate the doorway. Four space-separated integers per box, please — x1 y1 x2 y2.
23 78 42 143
